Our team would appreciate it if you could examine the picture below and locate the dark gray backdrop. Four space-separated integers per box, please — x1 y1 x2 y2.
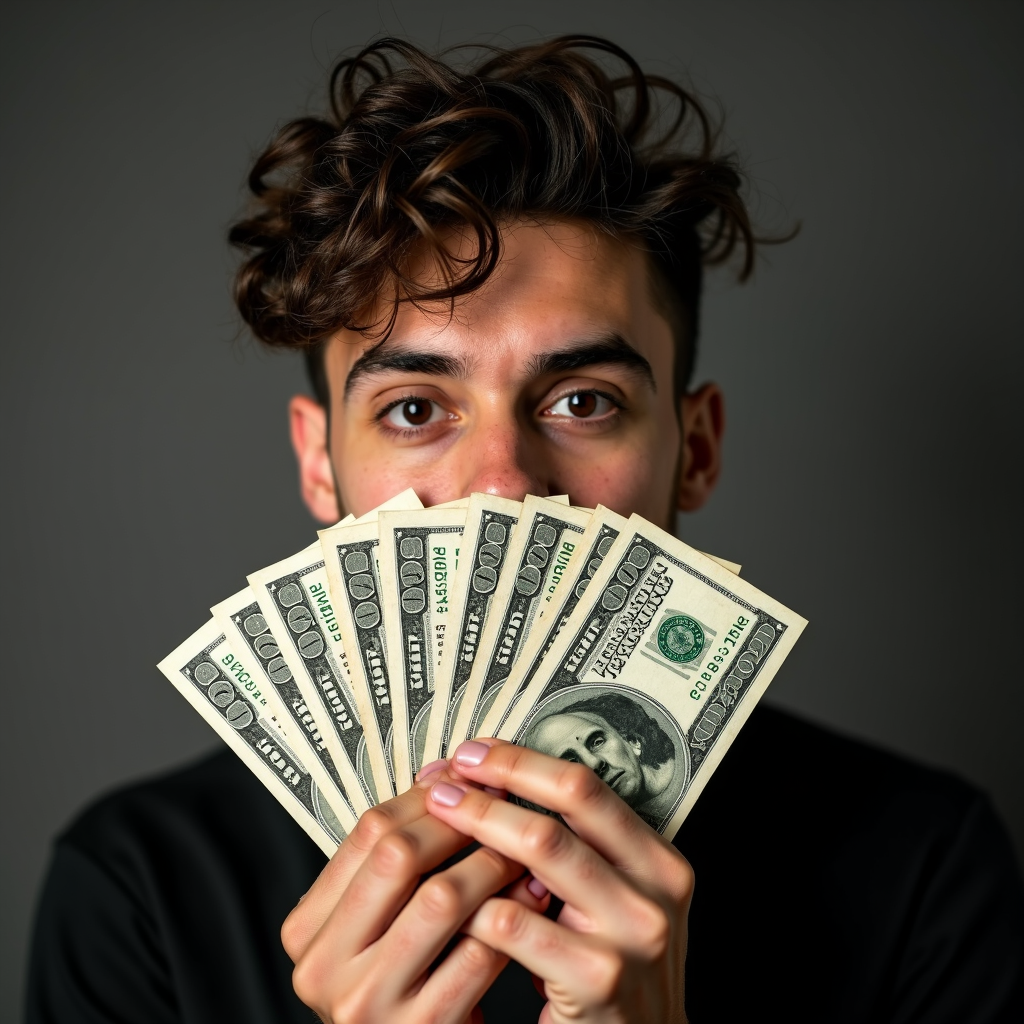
2 1 1021 1018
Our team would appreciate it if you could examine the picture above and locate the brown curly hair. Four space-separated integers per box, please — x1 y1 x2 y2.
229 35 757 402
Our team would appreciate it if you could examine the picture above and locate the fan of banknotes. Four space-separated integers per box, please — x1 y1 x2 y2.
159 490 806 855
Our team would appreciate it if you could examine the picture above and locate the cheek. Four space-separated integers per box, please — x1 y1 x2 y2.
554 431 678 523
329 427 463 516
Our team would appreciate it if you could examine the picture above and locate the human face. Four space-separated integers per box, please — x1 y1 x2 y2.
290 219 723 525
529 710 644 805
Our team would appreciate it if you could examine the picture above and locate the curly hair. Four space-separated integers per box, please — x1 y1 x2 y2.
229 35 758 401
530 691 675 769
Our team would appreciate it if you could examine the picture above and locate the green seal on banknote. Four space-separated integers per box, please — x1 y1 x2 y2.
657 615 705 663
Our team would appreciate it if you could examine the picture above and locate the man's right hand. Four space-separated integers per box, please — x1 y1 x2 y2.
280 762 550 1023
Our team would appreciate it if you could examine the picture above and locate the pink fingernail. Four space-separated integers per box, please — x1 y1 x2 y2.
417 759 447 781
454 740 490 767
484 786 504 797
527 876 549 900
430 782 467 807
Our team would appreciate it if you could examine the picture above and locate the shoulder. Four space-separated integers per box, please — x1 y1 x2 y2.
679 704 1024 1023
57 746 325 902
60 748 263 859
695 702 987 837
29 751 323 1024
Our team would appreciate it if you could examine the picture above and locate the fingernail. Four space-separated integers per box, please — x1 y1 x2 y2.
454 740 490 767
527 876 549 900
417 758 447 782
430 781 467 807
484 785 504 797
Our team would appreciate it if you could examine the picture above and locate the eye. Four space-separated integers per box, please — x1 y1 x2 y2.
546 391 616 419
587 732 606 751
383 398 444 430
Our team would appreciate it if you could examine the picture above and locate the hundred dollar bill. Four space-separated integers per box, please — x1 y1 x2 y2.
377 507 466 789
574 510 741 575
247 548 377 812
476 505 743 741
319 490 424 797
449 496 593 747
477 507 629 738
158 619 350 856
421 493 522 762
211 587 358 822
497 512 806 838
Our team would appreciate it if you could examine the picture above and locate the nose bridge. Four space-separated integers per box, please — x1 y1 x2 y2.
578 747 605 773
459 403 542 500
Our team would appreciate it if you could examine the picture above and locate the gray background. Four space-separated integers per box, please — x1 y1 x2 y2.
2 1 1021 1017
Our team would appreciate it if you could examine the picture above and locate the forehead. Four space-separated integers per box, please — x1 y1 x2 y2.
326 219 671 372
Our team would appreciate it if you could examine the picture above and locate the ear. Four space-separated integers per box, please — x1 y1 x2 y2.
289 395 341 524
676 382 724 512
628 736 643 758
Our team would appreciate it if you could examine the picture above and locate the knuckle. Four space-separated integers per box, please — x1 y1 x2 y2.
560 762 604 805
632 897 671 959
279 909 305 962
523 814 570 860
329 989 372 1024
459 935 499 973
502 741 531 779
418 875 463 920
663 850 695 901
586 948 625 1002
353 806 395 849
369 829 418 877
291 955 329 1011
488 898 531 943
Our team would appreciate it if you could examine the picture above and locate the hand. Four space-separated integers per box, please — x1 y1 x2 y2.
426 739 693 1024
281 762 550 1024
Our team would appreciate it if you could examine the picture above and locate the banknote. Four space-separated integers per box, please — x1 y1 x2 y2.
248 546 377 811
497 512 806 838
377 506 466 789
316 490 424 796
211 586 359 821
421 493 522 762
474 512 743 740
449 496 593 747
158 619 350 856
477 507 629 738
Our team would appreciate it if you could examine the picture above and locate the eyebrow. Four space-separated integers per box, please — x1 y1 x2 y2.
344 346 471 398
526 335 656 392
343 332 655 399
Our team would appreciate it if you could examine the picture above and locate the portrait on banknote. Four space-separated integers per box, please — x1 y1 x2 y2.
521 685 688 826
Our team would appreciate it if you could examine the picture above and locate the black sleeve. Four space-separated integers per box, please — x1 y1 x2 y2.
26 841 178 1024
888 793 1024 1024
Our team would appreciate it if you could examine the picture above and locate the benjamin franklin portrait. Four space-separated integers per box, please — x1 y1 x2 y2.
522 687 689 826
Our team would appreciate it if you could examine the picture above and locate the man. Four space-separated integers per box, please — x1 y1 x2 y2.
26 36 1024 1023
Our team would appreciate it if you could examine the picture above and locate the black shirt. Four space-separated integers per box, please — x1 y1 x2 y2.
26 706 1024 1023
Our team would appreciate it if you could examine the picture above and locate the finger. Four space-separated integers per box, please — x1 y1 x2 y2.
314 812 475 962
425 781 644 929
372 843 526 993
463 896 608 1000
504 872 553 913
283 764 463 958
415 935 508 1024
450 739 678 879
